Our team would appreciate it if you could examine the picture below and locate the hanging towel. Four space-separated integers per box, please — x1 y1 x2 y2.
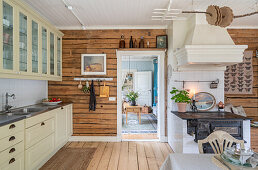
89 80 96 111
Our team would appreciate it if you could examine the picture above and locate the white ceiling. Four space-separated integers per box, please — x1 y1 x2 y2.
22 0 258 29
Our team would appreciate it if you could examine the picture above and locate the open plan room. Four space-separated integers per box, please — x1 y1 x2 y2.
0 0 258 170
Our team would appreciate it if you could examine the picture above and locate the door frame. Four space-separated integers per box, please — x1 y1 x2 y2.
116 50 166 142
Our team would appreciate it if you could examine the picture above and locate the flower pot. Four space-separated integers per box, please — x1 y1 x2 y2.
130 100 136 106
177 102 187 112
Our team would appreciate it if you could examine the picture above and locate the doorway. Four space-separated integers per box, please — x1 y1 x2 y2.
117 50 166 141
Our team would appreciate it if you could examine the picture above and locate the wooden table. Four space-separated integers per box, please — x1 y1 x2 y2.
125 106 142 124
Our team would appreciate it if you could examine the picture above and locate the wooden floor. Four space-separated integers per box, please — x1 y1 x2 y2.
51 141 173 170
122 133 158 140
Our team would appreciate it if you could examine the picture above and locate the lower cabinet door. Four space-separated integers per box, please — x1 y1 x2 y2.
66 104 73 137
25 133 55 170
55 108 67 149
0 152 24 170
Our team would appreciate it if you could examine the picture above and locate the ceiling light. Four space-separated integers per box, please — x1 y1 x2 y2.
152 16 163 18
168 9 182 13
153 9 167 11
152 11 165 14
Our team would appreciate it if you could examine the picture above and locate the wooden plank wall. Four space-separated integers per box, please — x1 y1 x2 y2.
48 29 166 136
227 29 258 121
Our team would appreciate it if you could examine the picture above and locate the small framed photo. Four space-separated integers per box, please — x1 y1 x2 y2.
156 35 168 48
81 54 106 75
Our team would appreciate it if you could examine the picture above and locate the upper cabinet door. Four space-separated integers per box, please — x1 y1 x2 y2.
50 32 54 75
19 12 28 72
57 37 61 76
41 27 47 74
2 1 14 71
31 20 38 73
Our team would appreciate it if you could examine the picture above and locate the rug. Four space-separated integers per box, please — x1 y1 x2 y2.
225 51 253 94
40 148 96 170
122 113 157 134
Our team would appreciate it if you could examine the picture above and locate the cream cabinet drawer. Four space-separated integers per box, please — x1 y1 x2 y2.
25 118 54 149
0 131 24 152
0 120 24 140
25 110 55 128
0 152 24 170
25 133 55 170
0 141 24 165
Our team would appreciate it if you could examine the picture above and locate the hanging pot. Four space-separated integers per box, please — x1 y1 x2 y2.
130 100 136 106
177 102 187 113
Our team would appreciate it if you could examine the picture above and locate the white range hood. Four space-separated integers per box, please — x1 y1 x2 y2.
174 14 248 71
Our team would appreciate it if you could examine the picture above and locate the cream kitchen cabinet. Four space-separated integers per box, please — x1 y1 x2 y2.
55 104 73 150
0 120 24 170
55 106 67 150
0 0 63 81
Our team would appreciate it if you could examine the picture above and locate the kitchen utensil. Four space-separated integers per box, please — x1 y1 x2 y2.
100 82 109 97
78 80 82 89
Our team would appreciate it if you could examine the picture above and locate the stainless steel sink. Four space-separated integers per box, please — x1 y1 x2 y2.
12 107 47 115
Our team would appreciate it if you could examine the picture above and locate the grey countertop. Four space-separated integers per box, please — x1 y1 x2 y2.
0 102 72 127
171 111 252 120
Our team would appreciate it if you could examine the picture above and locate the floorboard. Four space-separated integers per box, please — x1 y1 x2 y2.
41 141 173 170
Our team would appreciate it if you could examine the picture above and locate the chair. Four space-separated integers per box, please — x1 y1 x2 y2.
198 130 244 154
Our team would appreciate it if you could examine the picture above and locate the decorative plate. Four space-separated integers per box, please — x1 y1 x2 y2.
193 92 216 111
42 101 62 106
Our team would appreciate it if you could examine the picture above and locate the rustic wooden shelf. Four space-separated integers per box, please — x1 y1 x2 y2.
117 48 166 51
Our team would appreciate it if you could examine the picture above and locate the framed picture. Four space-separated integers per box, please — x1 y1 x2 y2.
81 54 106 75
156 35 168 48
192 92 216 111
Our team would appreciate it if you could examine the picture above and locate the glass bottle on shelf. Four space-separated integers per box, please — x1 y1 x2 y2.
57 37 61 76
129 36 133 48
42 27 47 74
139 36 144 48
119 34 125 48
32 21 38 73
19 13 27 72
3 1 13 70
50 32 54 75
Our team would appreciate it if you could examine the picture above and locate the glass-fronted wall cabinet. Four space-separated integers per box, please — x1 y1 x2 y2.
0 0 63 80
2 1 14 71
57 37 61 76
42 27 47 74
50 32 54 75
19 12 27 72
31 20 38 73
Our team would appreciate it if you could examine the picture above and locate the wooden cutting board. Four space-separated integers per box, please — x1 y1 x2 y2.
100 82 109 97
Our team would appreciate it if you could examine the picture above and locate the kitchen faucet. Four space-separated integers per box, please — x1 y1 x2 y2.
5 92 15 112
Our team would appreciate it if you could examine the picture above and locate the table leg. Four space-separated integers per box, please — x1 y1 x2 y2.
139 110 141 124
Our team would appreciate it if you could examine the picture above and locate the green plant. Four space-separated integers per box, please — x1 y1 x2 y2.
170 87 191 103
126 91 139 102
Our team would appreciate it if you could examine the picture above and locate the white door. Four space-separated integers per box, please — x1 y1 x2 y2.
133 71 152 106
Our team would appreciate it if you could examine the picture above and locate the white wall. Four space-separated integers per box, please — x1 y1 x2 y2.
0 79 48 111
168 71 224 112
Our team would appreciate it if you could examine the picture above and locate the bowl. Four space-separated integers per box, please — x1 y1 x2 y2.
42 101 62 106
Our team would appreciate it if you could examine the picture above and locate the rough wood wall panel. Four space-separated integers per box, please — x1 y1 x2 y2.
227 29 258 121
48 29 166 136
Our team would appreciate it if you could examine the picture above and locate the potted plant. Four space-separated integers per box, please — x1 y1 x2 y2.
170 87 191 112
126 91 139 106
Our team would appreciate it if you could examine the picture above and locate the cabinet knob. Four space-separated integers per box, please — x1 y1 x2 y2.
9 148 16 153
9 158 15 164
9 136 15 141
61 107 64 109
41 122 45 126
9 124 16 129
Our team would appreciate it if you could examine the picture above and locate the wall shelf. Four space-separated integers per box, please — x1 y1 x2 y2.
74 78 113 81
